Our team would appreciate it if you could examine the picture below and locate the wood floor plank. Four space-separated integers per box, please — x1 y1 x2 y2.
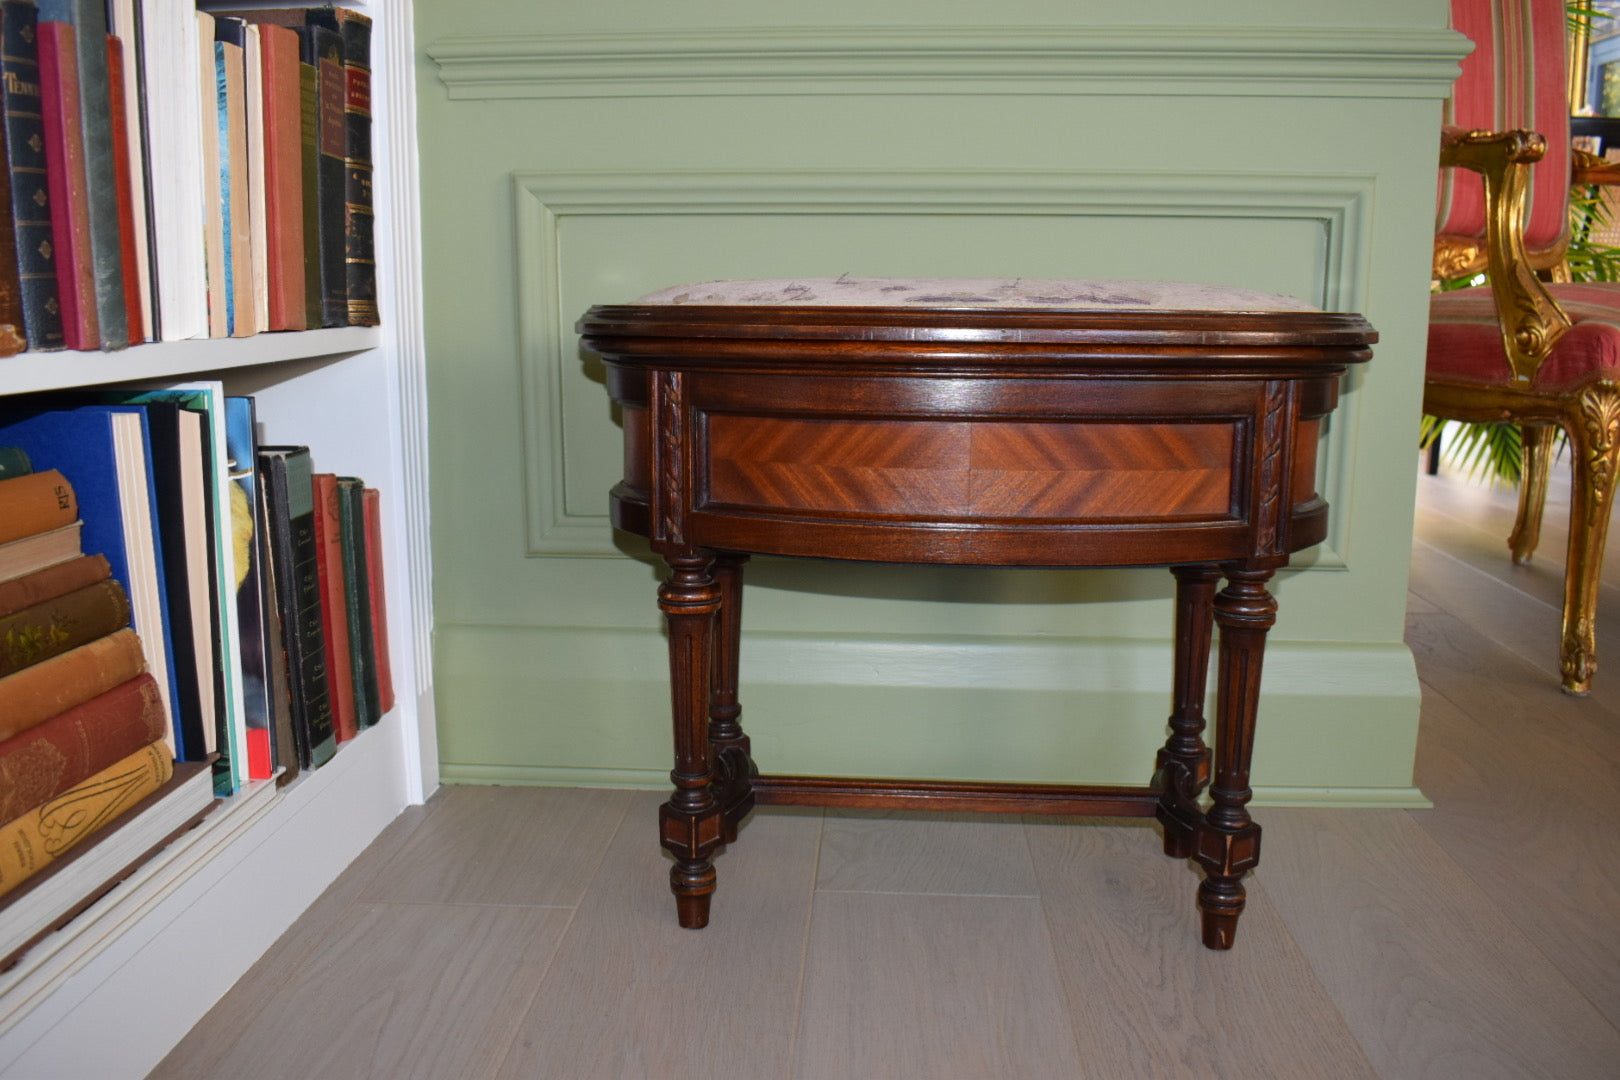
155 901 568 1080
1260 808 1620 1080
1023 817 1377 1080
145 803 435 1080
358 784 633 907
1406 619 1620 1028
794 891 1084 1080
492 793 822 1080
815 808 1040 896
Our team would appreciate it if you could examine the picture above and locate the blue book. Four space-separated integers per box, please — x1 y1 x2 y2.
0 404 182 756
224 396 275 779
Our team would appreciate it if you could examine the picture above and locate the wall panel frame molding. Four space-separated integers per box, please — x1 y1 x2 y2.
513 168 1375 559
431 25 1466 101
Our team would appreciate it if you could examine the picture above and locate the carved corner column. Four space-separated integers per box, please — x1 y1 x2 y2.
1195 567 1276 950
657 550 724 928
1155 565 1221 858
1561 383 1620 694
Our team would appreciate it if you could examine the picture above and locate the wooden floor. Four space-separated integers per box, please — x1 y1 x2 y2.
149 465 1620 1080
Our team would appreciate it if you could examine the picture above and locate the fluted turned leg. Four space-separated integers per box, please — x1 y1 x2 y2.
1560 386 1620 695
1509 424 1556 565
1194 567 1276 950
657 551 724 928
1155 565 1221 858
708 553 756 844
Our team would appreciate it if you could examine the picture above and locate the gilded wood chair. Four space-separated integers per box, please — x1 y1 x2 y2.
1430 0 1620 694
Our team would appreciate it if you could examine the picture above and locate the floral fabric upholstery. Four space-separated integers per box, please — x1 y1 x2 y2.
634 277 1317 312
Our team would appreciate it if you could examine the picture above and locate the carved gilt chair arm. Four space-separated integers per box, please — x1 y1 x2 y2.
1439 127 1572 384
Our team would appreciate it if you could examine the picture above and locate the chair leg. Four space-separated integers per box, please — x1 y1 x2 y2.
1509 425 1556 566
1560 386 1620 695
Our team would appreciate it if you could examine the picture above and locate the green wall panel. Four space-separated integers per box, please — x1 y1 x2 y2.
417 0 1465 804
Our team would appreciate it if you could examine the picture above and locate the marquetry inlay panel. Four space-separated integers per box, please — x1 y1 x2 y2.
703 416 1235 521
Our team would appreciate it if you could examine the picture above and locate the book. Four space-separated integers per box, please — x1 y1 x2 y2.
308 6 374 326
104 0 151 341
243 24 268 334
195 9 224 338
307 22 344 327
0 741 171 899
135 399 210 761
0 576 129 677
225 397 273 778
0 0 66 351
213 17 252 338
138 0 206 341
361 488 394 716
0 54 25 357
37 0 127 350
0 626 145 742
254 473 298 784
311 473 355 741
117 382 246 793
34 16 96 349
0 444 30 479
0 671 165 822
105 36 144 345
0 552 109 618
336 476 376 728
256 22 305 331
0 468 75 544
0 758 214 971
0 522 81 583
0 405 180 750
257 445 335 768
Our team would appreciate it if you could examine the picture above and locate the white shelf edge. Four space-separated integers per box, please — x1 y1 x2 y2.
0 327 382 396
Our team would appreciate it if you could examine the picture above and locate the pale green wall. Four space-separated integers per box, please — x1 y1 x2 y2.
416 1 1466 804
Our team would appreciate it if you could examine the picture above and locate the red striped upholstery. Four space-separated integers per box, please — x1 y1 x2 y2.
1436 0 1571 257
1430 283 1620 389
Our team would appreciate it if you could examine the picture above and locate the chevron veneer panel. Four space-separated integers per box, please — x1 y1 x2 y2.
705 417 1234 521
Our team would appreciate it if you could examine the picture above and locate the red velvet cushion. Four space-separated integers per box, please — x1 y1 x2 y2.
1429 283 1620 389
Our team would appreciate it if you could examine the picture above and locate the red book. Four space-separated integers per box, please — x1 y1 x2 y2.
362 487 394 716
105 37 144 345
0 554 111 619
0 673 167 822
311 473 357 741
35 20 97 351
257 23 305 331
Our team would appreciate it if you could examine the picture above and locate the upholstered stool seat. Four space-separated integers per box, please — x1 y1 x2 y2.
635 275 1318 312
582 277 1373 949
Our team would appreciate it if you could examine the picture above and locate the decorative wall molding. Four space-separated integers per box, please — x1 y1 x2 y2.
513 168 1374 561
430 25 1469 101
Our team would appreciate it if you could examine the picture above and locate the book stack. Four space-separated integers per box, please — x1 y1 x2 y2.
0 448 217 969
0 0 378 357
0 395 396 968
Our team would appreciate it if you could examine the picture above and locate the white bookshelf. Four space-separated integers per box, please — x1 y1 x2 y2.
0 1 431 1075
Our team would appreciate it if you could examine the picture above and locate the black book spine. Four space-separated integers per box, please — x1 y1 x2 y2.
257 445 336 768
336 12 373 326
302 23 344 328
0 0 64 350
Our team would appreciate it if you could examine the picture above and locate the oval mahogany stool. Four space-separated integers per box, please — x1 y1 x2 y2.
579 277 1376 949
